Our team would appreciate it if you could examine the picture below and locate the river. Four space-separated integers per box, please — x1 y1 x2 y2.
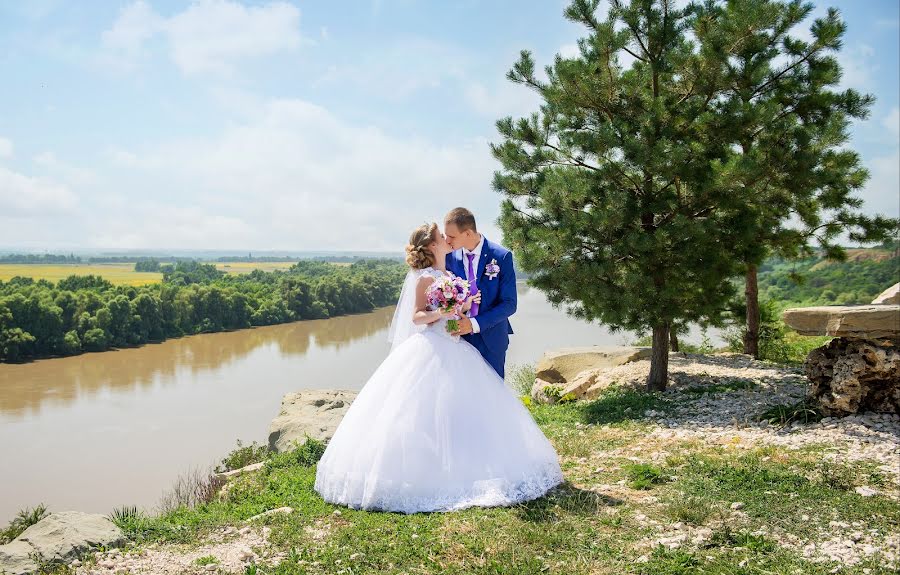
0 283 719 522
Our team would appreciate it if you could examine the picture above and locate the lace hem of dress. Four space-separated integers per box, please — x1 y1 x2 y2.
314 464 564 514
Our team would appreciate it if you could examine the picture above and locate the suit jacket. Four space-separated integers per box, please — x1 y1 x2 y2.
446 237 517 353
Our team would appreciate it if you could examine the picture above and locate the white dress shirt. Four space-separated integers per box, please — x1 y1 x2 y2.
462 235 484 334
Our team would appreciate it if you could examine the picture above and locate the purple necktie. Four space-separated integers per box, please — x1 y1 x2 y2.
466 252 479 317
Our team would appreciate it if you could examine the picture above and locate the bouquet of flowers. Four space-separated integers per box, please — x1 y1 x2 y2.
425 274 470 333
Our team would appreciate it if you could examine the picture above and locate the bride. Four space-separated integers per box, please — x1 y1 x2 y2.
314 222 563 513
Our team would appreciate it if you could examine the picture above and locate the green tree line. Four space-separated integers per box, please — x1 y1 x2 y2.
755 251 898 307
0 259 405 363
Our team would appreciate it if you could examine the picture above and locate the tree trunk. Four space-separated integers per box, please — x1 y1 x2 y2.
646 322 670 392
669 328 679 352
743 264 760 359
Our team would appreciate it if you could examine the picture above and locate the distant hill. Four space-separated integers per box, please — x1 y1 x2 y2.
758 247 898 307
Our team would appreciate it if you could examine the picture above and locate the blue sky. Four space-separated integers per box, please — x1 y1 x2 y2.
0 0 897 252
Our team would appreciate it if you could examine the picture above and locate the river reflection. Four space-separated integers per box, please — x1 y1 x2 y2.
0 307 395 419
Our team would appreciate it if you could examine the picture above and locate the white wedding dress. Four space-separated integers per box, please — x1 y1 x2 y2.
314 267 563 513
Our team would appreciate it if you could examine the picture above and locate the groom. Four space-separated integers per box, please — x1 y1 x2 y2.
444 207 517 379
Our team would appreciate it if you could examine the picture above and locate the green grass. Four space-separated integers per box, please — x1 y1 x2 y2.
681 379 759 395
758 399 823 426
625 463 669 490
14 386 900 575
215 439 270 474
664 494 715 525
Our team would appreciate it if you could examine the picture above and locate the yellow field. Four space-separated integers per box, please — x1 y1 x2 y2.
0 264 163 286
214 262 298 273
0 261 340 285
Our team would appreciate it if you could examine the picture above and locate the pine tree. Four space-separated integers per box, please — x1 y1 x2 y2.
492 0 749 390
698 0 897 358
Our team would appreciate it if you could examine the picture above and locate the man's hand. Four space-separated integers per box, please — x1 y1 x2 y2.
450 315 473 336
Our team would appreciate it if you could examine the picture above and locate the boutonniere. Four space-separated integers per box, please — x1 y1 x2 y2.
484 258 500 280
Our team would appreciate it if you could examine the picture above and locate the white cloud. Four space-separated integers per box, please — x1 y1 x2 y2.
862 150 900 219
84 97 501 250
167 0 302 76
559 43 579 58
883 107 900 140
32 151 96 187
315 38 466 100
0 166 78 217
0 137 13 158
465 80 541 119
86 206 255 251
101 0 162 69
100 0 303 76
838 44 877 91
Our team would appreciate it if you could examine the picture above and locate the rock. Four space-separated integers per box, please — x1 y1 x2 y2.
855 486 879 497
246 507 294 522
237 546 255 561
530 378 558 403
215 461 265 480
781 305 900 339
534 346 652 384
872 283 900 305
730 502 745 510
806 337 900 415
0 540 39 575
566 367 640 401
0 512 125 575
267 389 358 451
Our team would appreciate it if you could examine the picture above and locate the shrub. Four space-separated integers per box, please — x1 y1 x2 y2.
506 363 536 396
1 503 49 544
157 466 226 514
215 440 269 474
625 463 669 490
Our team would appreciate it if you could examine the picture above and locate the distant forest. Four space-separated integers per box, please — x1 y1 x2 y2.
0 259 405 362
1 245 896 363
757 246 898 307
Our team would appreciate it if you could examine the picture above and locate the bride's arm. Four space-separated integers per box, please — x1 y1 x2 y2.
412 276 447 325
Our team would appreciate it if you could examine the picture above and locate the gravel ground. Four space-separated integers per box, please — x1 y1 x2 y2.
593 352 900 487
578 351 900 568
73 525 285 575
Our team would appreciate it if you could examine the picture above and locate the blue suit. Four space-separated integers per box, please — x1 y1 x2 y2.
446 238 517 378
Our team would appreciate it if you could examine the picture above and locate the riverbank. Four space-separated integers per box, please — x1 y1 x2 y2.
5 351 897 575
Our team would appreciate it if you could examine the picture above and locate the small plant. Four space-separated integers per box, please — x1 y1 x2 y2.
195 555 220 566
506 363 536 396
541 384 577 404
581 386 671 425
706 526 776 553
625 463 668 490
265 437 326 473
665 495 713 525
758 399 822 427
682 379 758 395
643 545 699 573
157 466 227 514
215 439 270 474
1 503 49 544
108 506 140 528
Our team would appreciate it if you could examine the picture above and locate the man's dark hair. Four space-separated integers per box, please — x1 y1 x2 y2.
445 207 477 232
